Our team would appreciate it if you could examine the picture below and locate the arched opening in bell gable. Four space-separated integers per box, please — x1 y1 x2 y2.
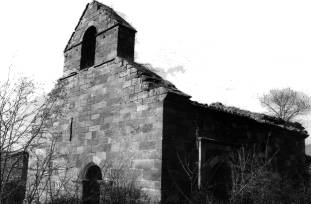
80 26 97 69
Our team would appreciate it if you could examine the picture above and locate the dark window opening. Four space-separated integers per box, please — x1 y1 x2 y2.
80 26 97 69
69 117 73 141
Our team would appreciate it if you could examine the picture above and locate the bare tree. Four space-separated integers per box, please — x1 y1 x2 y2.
0 75 66 204
25 137 79 204
260 88 311 122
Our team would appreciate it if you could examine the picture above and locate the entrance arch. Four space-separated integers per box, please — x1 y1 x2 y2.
82 164 102 204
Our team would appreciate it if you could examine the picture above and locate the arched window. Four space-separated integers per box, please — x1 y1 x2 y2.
80 26 97 69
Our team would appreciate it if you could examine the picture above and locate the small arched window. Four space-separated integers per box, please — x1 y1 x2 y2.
80 26 97 69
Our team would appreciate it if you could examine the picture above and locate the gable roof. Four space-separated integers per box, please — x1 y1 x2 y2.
122 58 307 136
94 1 136 31
123 59 191 98
191 101 308 137
64 1 136 52
120 56 308 136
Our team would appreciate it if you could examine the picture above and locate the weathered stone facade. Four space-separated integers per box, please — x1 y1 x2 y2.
162 97 308 201
50 1 309 203
54 2 169 201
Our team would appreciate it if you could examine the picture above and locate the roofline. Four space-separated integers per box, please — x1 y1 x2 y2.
64 3 90 52
64 1 136 52
191 101 309 138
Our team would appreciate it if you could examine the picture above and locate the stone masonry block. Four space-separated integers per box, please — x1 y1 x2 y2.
143 169 161 181
89 125 100 132
133 159 154 170
122 80 131 88
77 146 84 154
139 180 161 190
95 151 106 161
142 123 153 133
111 142 121 152
100 123 110 130
85 132 92 140
91 114 100 120
139 141 156 150
137 104 148 112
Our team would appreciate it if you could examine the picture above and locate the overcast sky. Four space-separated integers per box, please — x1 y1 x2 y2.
1 0 311 142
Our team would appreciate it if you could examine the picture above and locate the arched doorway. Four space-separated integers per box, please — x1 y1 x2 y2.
82 164 102 204
208 161 231 200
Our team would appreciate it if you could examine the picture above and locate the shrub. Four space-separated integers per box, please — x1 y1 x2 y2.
178 146 311 204
100 180 150 203
45 195 79 204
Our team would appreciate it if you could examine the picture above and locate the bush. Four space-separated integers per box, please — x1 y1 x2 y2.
100 180 150 203
45 196 79 204
43 179 150 204
228 147 311 204
180 146 311 204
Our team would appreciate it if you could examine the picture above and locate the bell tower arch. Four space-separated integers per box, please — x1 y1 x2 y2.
63 1 136 76
80 26 97 69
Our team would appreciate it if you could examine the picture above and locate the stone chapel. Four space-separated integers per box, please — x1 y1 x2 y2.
50 1 309 203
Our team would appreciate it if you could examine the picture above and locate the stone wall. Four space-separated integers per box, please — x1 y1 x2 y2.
51 2 166 202
162 94 307 202
53 57 166 201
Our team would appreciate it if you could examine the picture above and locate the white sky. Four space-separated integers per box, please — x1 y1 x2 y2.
1 0 311 142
